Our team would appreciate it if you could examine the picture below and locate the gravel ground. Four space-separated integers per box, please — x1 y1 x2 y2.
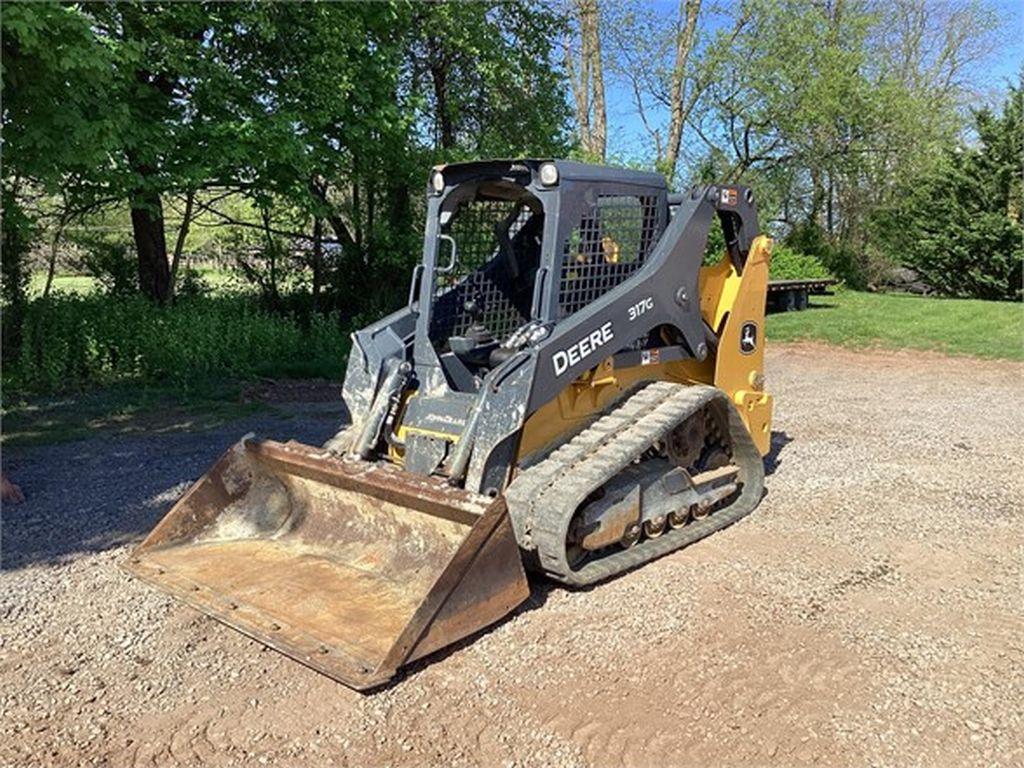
2 343 1022 767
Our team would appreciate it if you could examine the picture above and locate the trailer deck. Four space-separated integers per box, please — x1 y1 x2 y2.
766 278 838 312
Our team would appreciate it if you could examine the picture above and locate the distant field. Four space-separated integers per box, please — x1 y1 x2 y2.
767 290 1024 360
28 268 236 297
28 273 97 295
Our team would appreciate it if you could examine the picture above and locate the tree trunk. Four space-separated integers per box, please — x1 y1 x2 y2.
366 176 375 257
826 174 835 236
352 178 363 250
309 179 358 254
311 217 323 314
260 207 280 310
565 37 591 151
43 213 70 300
586 0 607 160
308 177 369 308
429 39 455 150
571 0 606 160
664 0 702 182
130 191 171 304
168 189 195 301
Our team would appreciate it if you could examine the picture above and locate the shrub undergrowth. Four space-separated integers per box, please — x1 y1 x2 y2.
4 293 350 397
768 244 834 281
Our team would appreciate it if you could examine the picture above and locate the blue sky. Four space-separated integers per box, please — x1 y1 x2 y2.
993 0 1024 80
602 0 1024 161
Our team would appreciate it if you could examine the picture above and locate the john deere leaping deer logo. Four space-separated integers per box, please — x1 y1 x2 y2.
740 322 758 354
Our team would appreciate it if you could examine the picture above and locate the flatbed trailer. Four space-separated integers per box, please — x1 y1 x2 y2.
668 193 837 313
766 278 837 312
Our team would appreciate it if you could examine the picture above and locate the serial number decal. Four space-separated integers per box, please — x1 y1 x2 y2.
553 322 614 376
628 297 654 321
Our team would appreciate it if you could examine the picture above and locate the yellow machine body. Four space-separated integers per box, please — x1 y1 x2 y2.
519 236 774 461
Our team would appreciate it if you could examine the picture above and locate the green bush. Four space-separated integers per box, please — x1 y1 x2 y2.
768 244 834 280
1 186 34 363
702 218 834 282
174 266 212 299
784 221 862 286
71 236 137 296
873 84 1022 301
3 293 350 397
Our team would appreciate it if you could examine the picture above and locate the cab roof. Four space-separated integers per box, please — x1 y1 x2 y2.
432 158 667 191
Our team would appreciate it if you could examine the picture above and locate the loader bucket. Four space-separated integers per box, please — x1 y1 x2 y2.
125 438 530 690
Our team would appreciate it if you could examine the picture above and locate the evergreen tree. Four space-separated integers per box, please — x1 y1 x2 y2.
884 80 1022 301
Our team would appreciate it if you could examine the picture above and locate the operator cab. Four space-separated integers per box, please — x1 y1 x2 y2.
430 176 544 373
418 159 669 392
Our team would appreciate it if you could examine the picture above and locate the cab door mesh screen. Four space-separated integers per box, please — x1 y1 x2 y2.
558 195 660 319
429 198 542 349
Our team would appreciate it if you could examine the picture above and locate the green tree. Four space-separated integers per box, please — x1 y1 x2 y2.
4 1 573 317
219 0 573 315
1 4 122 189
3 2 227 303
409 1 572 158
189 2 416 314
682 0 999 284
1 3 123 357
879 81 1023 300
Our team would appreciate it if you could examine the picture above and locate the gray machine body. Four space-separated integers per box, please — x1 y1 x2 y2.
341 159 760 495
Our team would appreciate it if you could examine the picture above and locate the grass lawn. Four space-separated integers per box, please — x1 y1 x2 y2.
27 273 98 295
767 290 1024 360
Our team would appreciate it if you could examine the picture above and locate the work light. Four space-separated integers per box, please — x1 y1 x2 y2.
431 170 445 194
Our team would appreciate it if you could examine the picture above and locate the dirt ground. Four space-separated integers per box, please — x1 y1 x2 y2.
2 343 1022 767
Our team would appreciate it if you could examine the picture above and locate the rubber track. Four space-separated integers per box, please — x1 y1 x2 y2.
505 382 765 586
505 381 680 549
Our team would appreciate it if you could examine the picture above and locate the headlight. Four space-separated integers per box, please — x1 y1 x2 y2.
430 170 445 194
539 162 559 186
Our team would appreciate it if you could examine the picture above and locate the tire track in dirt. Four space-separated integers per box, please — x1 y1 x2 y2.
525 605 872 766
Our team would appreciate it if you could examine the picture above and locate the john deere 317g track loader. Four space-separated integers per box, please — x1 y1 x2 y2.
127 160 774 690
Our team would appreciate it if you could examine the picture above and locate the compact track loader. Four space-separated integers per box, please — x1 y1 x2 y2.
127 160 774 690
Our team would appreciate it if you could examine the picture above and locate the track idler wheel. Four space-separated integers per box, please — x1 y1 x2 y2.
643 515 667 538
620 522 642 549
668 506 692 529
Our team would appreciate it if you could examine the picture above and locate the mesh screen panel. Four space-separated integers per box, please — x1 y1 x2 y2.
558 195 661 319
429 198 542 349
